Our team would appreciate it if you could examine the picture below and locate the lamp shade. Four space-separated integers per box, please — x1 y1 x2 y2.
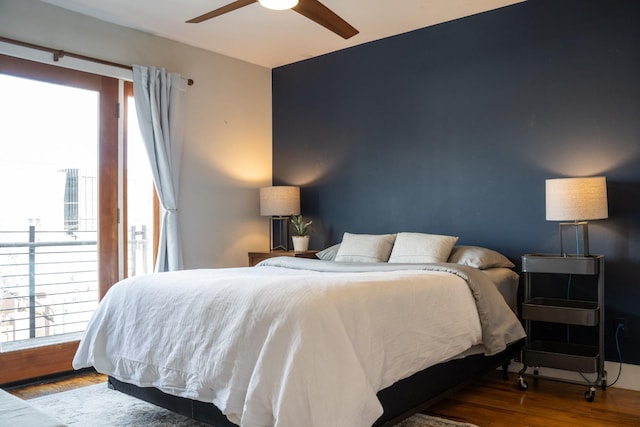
545 176 608 221
260 186 300 216
258 0 298 10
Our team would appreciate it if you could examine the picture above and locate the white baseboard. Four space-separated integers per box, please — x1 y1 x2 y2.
505 361 640 391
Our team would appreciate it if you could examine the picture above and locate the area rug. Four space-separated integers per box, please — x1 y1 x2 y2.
29 383 477 427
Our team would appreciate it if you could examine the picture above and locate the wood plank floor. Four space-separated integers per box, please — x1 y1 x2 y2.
6 370 107 400
427 370 640 426
5 369 640 426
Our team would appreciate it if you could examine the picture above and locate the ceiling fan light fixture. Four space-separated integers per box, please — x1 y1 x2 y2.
258 0 299 11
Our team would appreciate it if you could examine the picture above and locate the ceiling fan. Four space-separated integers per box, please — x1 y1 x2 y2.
186 0 359 39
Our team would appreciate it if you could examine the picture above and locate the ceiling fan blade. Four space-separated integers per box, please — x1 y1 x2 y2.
187 0 257 23
293 0 358 39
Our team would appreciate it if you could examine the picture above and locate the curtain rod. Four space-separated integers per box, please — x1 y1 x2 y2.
0 36 194 86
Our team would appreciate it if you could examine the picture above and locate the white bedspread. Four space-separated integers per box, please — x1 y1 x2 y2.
73 264 512 427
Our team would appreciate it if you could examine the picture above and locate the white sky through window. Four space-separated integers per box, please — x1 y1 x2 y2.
0 74 98 230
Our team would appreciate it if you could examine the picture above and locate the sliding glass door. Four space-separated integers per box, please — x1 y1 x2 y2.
0 54 119 383
123 82 158 278
0 73 100 344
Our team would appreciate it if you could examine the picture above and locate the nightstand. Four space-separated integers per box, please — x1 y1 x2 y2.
248 250 318 267
517 253 605 401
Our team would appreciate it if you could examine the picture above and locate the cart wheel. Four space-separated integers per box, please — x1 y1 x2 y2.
518 376 528 391
584 387 596 402
601 379 607 390
533 369 539 376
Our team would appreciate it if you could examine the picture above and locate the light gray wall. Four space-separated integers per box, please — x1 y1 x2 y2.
0 0 272 268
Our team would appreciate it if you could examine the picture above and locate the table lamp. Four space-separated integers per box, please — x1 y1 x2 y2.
545 176 608 257
260 186 300 251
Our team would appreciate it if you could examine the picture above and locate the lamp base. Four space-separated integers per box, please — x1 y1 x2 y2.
559 221 590 257
269 216 290 251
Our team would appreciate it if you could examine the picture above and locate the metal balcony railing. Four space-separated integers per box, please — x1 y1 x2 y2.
0 226 98 349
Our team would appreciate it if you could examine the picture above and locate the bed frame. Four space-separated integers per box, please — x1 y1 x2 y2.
107 339 523 427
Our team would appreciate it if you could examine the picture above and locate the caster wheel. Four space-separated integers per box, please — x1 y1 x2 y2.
601 379 607 391
518 376 528 391
533 369 539 376
585 387 596 402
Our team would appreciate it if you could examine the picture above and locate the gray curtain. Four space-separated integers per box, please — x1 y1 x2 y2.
132 65 187 272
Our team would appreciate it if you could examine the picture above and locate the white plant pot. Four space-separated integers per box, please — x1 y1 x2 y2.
292 235 310 252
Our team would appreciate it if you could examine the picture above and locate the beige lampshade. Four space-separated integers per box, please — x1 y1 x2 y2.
260 186 300 216
545 176 608 221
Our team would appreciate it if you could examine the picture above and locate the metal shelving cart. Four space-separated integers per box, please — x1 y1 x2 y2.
517 254 606 401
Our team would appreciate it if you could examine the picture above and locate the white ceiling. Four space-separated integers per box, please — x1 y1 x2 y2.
41 0 525 68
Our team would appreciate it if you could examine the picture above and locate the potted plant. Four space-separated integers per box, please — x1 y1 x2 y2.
290 215 312 252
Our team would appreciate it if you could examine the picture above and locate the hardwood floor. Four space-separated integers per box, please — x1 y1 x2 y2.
5 369 640 426
5 370 107 400
427 370 640 426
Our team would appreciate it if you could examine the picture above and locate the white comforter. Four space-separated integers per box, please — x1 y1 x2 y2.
73 262 521 427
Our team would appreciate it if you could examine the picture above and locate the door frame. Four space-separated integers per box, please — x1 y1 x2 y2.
0 54 119 384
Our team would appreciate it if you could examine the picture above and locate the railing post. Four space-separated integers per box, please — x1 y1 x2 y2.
141 225 148 274
28 225 36 339
130 225 137 276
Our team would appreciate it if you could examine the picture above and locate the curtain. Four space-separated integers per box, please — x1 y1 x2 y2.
132 65 187 272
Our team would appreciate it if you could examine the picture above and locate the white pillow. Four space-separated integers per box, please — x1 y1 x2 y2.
448 245 515 269
316 243 341 261
334 233 396 263
388 232 458 263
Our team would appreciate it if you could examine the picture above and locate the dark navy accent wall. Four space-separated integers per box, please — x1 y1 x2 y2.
272 0 640 364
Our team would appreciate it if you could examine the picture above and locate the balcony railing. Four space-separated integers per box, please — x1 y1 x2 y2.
0 226 98 350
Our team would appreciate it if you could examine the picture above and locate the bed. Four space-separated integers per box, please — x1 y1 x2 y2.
73 233 526 427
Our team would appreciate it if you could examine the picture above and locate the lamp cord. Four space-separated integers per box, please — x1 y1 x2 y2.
578 323 623 386
567 273 624 387
607 324 624 386
609 323 622 386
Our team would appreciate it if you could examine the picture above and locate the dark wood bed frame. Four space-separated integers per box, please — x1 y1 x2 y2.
107 339 523 427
